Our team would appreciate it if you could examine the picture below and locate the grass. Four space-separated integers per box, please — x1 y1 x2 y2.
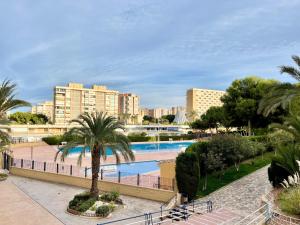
197 151 275 197
278 187 300 216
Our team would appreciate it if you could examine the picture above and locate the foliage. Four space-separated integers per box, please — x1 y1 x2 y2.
269 114 300 143
0 79 30 151
281 172 300 189
267 130 294 149
143 115 155 123
127 132 151 142
68 192 97 212
258 55 300 116
198 151 275 196
55 112 135 197
161 115 175 123
278 187 300 215
0 79 31 118
42 134 79 145
9 112 48 124
268 144 300 187
221 76 284 132
100 191 120 202
96 205 111 217
0 173 8 179
175 152 200 200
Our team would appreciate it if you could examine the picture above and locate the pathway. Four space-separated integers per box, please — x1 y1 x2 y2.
7 175 162 225
0 179 63 225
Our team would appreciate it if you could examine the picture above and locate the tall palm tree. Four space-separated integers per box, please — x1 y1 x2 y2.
55 112 135 197
258 55 300 116
0 79 30 151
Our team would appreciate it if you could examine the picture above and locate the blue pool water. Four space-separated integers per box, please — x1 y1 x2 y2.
70 141 193 156
97 160 159 177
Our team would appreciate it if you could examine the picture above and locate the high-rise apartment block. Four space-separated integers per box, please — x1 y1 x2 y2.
53 83 119 124
31 101 54 122
118 93 140 124
186 88 225 118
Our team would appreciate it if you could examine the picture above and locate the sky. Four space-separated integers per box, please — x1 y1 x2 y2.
0 0 300 109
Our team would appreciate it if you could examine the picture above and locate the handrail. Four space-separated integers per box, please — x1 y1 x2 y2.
98 200 212 225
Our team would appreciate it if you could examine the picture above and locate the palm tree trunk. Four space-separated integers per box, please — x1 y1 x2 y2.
90 145 100 198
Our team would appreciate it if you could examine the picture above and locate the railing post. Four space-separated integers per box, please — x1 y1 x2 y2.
44 162 46 171
21 159 23 168
70 165 72 176
172 178 175 191
32 160 34 170
85 167 87 178
158 176 161 189
118 171 121 183
100 169 103 180
137 173 140 186
56 163 59 173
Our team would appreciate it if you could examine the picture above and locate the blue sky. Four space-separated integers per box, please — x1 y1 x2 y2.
0 0 299 108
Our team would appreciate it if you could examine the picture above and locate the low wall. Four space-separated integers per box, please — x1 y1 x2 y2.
10 167 175 202
11 141 48 148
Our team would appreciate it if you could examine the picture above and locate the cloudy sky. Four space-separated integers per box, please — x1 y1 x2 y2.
0 0 299 108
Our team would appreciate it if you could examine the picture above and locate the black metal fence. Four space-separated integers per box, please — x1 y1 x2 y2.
11 157 175 191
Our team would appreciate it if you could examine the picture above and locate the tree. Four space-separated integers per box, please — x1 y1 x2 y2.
222 76 281 135
55 112 135 197
161 114 175 124
0 79 30 152
187 110 199 122
9 112 48 124
175 152 200 200
200 106 226 133
143 115 155 123
190 119 209 132
258 55 300 116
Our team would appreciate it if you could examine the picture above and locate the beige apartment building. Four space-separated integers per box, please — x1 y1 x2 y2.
118 93 140 124
186 88 225 120
31 101 54 122
53 83 119 124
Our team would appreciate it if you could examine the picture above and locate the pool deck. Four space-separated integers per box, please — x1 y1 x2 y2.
10 144 179 168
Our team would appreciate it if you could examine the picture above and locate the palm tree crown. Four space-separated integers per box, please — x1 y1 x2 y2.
0 79 31 119
56 112 135 197
258 55 300 116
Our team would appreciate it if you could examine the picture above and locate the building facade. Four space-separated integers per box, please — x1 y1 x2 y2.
186 88 225 120
118 93 140 124
53 83 119 124
31 101 54 122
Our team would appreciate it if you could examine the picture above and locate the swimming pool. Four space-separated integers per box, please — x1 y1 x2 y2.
95 160 159 177
69 141 193 156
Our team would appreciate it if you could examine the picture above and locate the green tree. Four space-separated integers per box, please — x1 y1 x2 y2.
55 112 135 197
187 110 198 122
9 112 48 124
175 152 200 200
0 79 30 151
161 114 175 123
258 55 300 116
222 76 281 135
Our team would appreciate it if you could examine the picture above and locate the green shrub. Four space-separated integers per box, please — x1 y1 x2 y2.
74 191 91 201
278 187 300 215
77 197 97 212
100 191 120 202
0 173 8 178
96 205 111 217
186 142 209 177
42 135 63 145
175 152 200 200
268 161 291 187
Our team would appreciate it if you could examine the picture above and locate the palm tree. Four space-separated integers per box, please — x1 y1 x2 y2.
269 114 300 143
0 79 30 151
187 110 198 122
258 55 300 116
0 79 31 118
55 112 135 198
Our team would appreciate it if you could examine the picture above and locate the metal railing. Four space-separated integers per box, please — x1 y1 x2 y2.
98 200 212 225
11 157 175 191
234 204 271 225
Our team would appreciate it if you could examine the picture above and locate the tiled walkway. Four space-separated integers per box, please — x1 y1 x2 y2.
0 179 63 225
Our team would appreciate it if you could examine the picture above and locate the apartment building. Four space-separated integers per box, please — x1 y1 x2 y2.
31 101 54 122
118 93 140 124
53 83 119 124
186 88 225 119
